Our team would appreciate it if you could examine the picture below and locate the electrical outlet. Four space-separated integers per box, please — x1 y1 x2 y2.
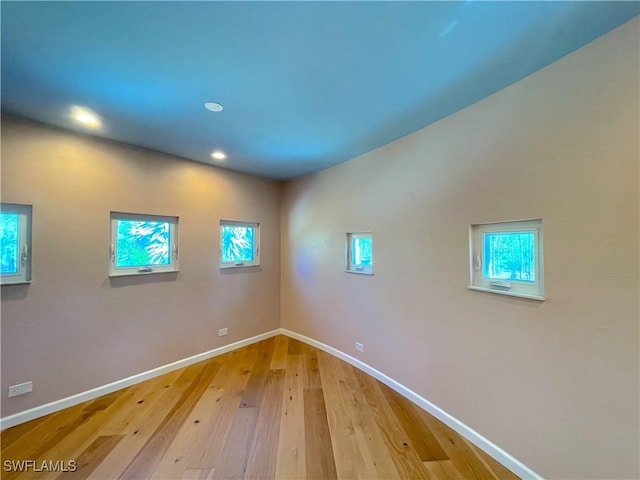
355 342 364 352
8 381 32 398
218 328 228 337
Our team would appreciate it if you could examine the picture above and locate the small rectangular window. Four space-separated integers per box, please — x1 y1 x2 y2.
1 203 32 285
346 232 373 275
109 212 178 276
220 220 260 268
469 219 544 300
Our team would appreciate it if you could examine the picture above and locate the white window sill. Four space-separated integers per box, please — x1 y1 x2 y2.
220 263 260 269
109 269 178 278
1 280 32 286
468 286 545 301
345 268 373 275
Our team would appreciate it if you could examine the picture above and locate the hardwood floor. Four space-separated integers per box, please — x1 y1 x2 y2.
1 336 521 479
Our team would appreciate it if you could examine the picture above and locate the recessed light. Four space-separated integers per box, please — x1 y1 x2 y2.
210 151 227 160
204 102 224 112
71 106 101 128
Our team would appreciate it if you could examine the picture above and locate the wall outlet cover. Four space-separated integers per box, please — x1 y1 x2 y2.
8 381 33 398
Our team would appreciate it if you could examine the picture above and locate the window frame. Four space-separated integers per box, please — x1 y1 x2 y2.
109 211 179 277
219 220 260 269
345 232 373 275
469 219 544 300
1 203 32 285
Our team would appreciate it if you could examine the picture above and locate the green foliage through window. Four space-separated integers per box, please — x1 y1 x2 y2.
346 232 373 274
0 213 19 275
221 225 255 263
484 231 535 282
352 237 372 266
116 220 170 268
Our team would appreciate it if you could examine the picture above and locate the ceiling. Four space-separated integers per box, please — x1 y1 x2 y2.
2 2 638 180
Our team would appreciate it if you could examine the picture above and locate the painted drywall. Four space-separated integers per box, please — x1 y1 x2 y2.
0 116 281 418
281 19 639 480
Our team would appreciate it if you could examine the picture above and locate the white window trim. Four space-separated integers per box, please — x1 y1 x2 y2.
109 212 179 277
1 203 32 285
346 232 373 275
469 219 544 301
219 220 260 269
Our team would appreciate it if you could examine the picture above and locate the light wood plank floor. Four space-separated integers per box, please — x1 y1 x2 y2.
1 336 521 479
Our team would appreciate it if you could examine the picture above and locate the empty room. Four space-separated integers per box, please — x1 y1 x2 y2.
1 2 638 479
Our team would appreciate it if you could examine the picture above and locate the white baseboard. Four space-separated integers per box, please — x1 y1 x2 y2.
0 329 280 431
1 326 541 480
279 328 543 480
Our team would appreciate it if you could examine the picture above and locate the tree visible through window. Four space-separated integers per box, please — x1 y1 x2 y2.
352 236 372 267
484 231 535 282
1 203 32 284
109 212 178 276
346 232 373 274
1 213 20 275
116 220 171 268
469 219 543 300
221 225 254 263
220 221 260 268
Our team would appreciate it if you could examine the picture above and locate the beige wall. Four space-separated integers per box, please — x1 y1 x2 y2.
1 116 281 417
2 18 638 480
281 19 639 480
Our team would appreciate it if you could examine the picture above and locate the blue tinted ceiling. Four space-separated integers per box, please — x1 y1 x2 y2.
2 1 638 179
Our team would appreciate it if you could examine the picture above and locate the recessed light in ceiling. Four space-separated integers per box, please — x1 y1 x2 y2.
204 102 224 112
70 106 101 128
210 150 227 160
